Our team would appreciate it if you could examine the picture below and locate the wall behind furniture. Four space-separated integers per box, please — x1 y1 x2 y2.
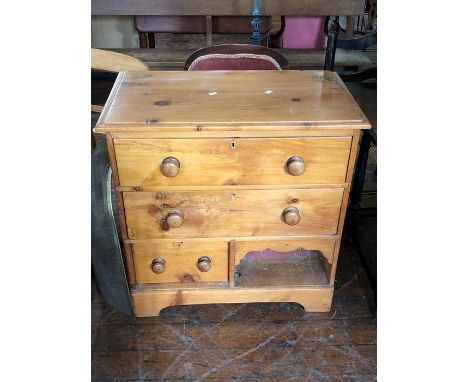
92 16 139 48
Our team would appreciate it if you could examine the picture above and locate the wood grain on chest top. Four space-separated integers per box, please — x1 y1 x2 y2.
95 70 370 133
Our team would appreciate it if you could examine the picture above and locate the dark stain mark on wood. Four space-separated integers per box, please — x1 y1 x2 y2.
146 119 159 124
160 219 170 231
223 179 238 186
320 75 337 82
196 125 203 131
291 97 301 102
132 186 141 191
303 122 319 127
291 198 299 203
154 100 170 106
180 274 196 283
156 192 168 200
173 290 183 306
147 204 162 218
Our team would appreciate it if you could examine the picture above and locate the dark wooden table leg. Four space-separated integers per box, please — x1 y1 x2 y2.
346 130 376 296
148 32 155 49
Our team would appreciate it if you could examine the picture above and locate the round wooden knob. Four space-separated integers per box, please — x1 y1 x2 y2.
286 156 305 176
151 258 166 274
166 209 184 228
282 207 301 225
197 256 211 272
161 157 180 177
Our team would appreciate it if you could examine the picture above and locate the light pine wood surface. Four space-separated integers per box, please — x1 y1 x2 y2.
132 286 334 317
123 188 344 239
95 70 371 132
114 137 352 186
132 241 228 283
91 48 150 72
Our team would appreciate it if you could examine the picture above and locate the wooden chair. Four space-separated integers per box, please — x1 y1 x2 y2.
91 49 149 149
184 44 288 71
135 16 272 48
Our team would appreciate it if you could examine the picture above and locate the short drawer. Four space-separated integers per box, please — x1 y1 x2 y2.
113 137 352 187
123 188 344 239
132 241 228 284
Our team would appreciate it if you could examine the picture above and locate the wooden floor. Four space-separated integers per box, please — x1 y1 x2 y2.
92 238 376 381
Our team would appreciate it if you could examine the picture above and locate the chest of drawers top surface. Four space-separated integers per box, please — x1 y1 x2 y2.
95 70 370 133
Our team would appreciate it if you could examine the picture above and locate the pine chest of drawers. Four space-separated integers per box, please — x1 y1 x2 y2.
95 70 370 317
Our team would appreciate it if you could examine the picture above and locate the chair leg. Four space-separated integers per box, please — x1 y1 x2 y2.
148 33 155 49
206 16 213 46
324 16 339 71
345 16 355 38
138 32 148 48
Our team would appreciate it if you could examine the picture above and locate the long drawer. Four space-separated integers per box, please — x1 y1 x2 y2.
113 137 352 187
123 188 344 239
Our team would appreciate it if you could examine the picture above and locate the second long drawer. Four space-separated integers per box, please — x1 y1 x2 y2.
124 188 344 239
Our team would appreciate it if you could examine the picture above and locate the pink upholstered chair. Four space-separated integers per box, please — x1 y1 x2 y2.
184 44 288 71
269 16 328 49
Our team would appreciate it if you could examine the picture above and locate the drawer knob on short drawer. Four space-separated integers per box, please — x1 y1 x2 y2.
161 157 180 177
282 206 301 225
166 209 185 228
286 156 306 176
151 258 166 274
197 256 211 272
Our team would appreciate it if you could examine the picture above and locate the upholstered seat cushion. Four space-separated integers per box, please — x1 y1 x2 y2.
187 53 282 71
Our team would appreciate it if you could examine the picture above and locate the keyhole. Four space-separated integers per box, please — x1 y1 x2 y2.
231 141 236 149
